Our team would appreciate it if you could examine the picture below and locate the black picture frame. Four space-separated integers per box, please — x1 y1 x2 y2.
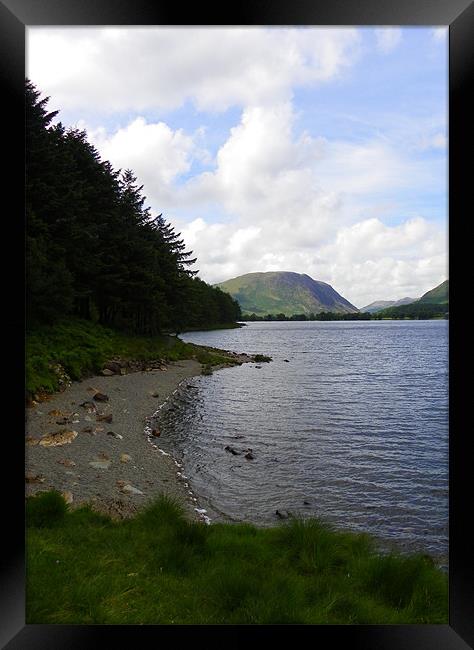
1 1 472 647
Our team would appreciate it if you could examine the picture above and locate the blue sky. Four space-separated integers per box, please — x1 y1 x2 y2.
27 26 448 307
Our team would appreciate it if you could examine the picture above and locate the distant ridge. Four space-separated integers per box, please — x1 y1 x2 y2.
214 272 358 317
360 297 418 314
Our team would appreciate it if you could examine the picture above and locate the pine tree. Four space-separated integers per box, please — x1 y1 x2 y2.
26 80 241 333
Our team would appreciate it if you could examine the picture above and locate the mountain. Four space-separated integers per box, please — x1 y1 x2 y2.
417 280 449 304
375 280 448 319
360 297 418 313
215 272 358 317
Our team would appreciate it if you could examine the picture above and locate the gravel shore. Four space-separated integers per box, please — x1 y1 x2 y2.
25 359 211 522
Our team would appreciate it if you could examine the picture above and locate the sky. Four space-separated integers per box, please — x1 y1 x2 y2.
27 26 448 308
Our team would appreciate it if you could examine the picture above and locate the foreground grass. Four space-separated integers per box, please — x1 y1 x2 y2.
26 318 239 397
26 492 448 625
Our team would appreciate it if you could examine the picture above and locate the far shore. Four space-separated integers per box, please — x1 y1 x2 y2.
25 353 255 523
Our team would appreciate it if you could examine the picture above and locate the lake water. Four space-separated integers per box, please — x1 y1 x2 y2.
154 321 448 564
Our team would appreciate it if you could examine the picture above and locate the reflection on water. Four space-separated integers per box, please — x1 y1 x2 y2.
154 321 448 564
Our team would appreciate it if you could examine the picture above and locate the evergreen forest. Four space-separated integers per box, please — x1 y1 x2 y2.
26 80 241 335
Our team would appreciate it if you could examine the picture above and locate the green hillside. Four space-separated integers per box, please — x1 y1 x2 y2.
418 280 449 304
376 280 448 319
215 272 358 317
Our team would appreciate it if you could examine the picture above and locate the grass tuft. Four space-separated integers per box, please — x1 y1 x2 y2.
26 490 68 528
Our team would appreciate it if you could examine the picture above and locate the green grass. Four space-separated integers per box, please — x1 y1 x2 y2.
26 318 240 397
26 492 448 625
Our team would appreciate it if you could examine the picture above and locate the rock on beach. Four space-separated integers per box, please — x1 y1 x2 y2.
25 359 207 520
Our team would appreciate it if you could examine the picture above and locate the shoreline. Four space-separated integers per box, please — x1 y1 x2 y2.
25 357 246 523
25 344 448 573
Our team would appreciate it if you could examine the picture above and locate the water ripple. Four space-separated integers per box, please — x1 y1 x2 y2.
159 321 448 562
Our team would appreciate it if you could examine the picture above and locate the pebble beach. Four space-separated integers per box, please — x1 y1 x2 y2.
25 359 215 522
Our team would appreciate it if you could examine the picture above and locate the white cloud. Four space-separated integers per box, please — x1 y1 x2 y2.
319 217 445 263
86 117 197 190
192 103 327 215
172 102 441 226
375 28 402 53
27 27 361 113
291 217 447 306
82 101 446 307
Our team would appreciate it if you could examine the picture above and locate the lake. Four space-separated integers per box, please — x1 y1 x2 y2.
154 320 448 564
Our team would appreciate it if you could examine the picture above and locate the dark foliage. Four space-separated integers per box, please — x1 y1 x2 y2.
26 81 241 334
243 308 447 321
243 311 373 321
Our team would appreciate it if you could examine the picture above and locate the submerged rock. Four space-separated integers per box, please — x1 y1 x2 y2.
225 445 240 456
275 509 292 520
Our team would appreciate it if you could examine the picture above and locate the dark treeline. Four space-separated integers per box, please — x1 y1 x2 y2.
26 81 241 334
372 302 448 320
242 308 447 321
242 312 372 321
